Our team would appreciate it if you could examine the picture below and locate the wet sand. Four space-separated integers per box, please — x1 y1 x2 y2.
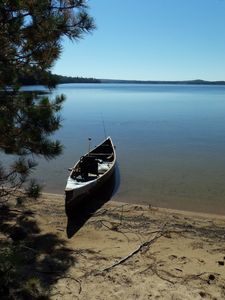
7 192 224 299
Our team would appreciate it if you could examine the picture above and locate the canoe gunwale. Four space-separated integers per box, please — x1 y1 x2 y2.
65 137 116 197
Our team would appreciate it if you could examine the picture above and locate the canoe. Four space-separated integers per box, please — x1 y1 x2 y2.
65 136 116 206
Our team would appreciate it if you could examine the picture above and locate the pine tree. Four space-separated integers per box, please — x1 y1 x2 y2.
0 0 95 200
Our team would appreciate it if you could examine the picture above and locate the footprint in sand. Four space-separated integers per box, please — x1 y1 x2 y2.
168 254 177 260
199 259 205 264
178 256 189 264
168 255 189 264
207 274 215 284
217 260 224 266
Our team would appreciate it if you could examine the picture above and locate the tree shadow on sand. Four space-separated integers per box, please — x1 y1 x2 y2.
0 201 76 299
66 167 120 238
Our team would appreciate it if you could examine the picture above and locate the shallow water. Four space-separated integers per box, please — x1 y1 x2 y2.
3 83 225 214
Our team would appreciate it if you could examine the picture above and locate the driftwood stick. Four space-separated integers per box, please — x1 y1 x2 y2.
152 267 175 284
101 225 166 273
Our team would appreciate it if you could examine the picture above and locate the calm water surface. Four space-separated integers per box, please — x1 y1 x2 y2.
9 84 225 213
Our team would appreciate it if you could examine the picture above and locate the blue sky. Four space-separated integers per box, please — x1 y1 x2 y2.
53 0 225 81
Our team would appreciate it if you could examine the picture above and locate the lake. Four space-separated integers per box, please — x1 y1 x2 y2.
7 84 225 214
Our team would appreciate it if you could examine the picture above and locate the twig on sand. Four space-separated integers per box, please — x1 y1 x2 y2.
150 266 176 285
61 275 82 294
141 261 210 285
182 272 209 284
100 223 167 273
90 219 131 242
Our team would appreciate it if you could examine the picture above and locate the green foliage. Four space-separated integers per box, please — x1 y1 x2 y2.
0 5 95 298
23 276 49 299
0 244 50 299
0 92 65 158
0 245 22 298
0 246 20 275
0 0 95 89
26 179 42 199
0 1 95 200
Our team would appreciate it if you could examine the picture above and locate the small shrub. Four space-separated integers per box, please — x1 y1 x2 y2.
0 246 21 296
26 179 42 199
23 277 49 299
16 196 26 206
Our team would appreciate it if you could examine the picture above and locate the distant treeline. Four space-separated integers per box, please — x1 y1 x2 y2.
101 79 225 85
19 72 101 85
19 73 225 86
54 74 101 84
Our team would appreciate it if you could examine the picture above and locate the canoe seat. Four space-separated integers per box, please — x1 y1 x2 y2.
80 156 98 178
89 152 114 161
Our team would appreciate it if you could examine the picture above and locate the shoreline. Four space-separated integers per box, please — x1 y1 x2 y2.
3 191 225 299
33 192 225 298
41 191 225 220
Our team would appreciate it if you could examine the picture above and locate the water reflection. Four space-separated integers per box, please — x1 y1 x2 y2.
66 169 118 238
3 84 225 214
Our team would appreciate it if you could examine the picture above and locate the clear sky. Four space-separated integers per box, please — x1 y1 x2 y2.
53 0 225 81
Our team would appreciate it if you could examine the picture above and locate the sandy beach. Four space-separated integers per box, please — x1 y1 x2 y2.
2 192 225 299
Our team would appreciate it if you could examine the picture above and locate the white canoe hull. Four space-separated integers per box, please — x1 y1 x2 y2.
65 137 116 208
